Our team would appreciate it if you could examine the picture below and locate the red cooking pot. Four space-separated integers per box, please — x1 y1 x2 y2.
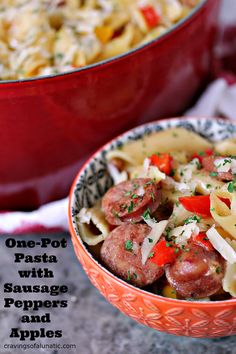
1 0 220 210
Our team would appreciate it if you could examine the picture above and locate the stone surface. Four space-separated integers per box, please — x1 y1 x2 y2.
0 233 235 354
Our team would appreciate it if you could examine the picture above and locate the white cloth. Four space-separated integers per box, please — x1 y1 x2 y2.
0 199 68 234
186 79 236 120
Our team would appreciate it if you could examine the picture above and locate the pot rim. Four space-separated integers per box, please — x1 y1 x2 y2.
1 0 208 86
68 116 236 308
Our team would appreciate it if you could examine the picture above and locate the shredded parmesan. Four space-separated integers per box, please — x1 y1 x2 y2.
214 157 236 174
170 222 199 245
162 176 190 193
139 158 166 182
206 226 236 264
214 158 232 173
178 158 199 183
107 163 128 185
136 185 145 197
141 219 168 265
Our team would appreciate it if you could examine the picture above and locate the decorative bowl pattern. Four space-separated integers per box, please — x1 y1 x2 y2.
69 117 236 338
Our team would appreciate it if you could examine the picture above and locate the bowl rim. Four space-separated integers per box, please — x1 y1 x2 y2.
69 116 236 308
0 0 208 86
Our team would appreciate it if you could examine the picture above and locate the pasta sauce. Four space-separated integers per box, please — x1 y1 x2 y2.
78 128 236 301
0 0 201 80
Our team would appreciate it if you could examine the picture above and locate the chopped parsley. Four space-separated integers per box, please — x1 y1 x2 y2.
184 215 201 224
148 252 154 258
131 193 138 199
124 191 131 196
133 273 138 280
143 208 151 219
127 270 131 281
196 161 202 170
174 248 179 254
165 227 172 241
227 181 236 193
223 158 231 166
216 266 222 274
170 169 175 177
148 238 153 243
144 180 154 187
209 172 218 177
206 184 212 189
128 201 134 213
125 240 133 251
151 192 156 202
210 207 215 212
112 210 120 219
166 242 171 247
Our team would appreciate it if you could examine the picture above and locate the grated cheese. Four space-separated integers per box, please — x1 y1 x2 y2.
206 226 236 264
141 219 168 265
170 222 199 245
107 163 128 185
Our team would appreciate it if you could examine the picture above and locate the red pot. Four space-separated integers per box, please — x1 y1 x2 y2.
1 0 220 210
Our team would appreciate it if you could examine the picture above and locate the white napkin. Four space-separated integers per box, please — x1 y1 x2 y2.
0 199 68 234
185 78 236 120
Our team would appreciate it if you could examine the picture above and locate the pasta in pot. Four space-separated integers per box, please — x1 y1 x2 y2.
0 0 201 80
78 127 236 301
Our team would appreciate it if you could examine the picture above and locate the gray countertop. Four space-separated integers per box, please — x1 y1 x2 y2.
0 232 235 354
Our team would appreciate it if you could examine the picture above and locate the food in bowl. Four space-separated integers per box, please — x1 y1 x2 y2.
77 126 236 302
0 0 201 80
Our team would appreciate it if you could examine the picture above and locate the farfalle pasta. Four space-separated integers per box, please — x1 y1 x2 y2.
78 128 236 301
0 0 201 80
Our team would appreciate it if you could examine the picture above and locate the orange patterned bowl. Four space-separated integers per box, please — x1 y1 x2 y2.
68 117 236 338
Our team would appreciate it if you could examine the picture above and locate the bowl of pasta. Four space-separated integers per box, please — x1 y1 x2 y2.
69 116 236 338
0 0 220 210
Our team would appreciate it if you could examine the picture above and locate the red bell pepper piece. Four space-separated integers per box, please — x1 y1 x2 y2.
192 232 214 251
179 195 211 218
150 153 172 175
192 148 213 164
149 240 178 267
219 197 231 208
140 5 160 29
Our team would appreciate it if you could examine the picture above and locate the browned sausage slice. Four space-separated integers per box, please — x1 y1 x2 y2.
102 178 161 225
165 243 225 298
202 156 233 181
101 223 164 287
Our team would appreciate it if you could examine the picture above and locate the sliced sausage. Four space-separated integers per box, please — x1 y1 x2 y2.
202 155 233 181
165 242 225 298
102 178 161 225
101 223 164 287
